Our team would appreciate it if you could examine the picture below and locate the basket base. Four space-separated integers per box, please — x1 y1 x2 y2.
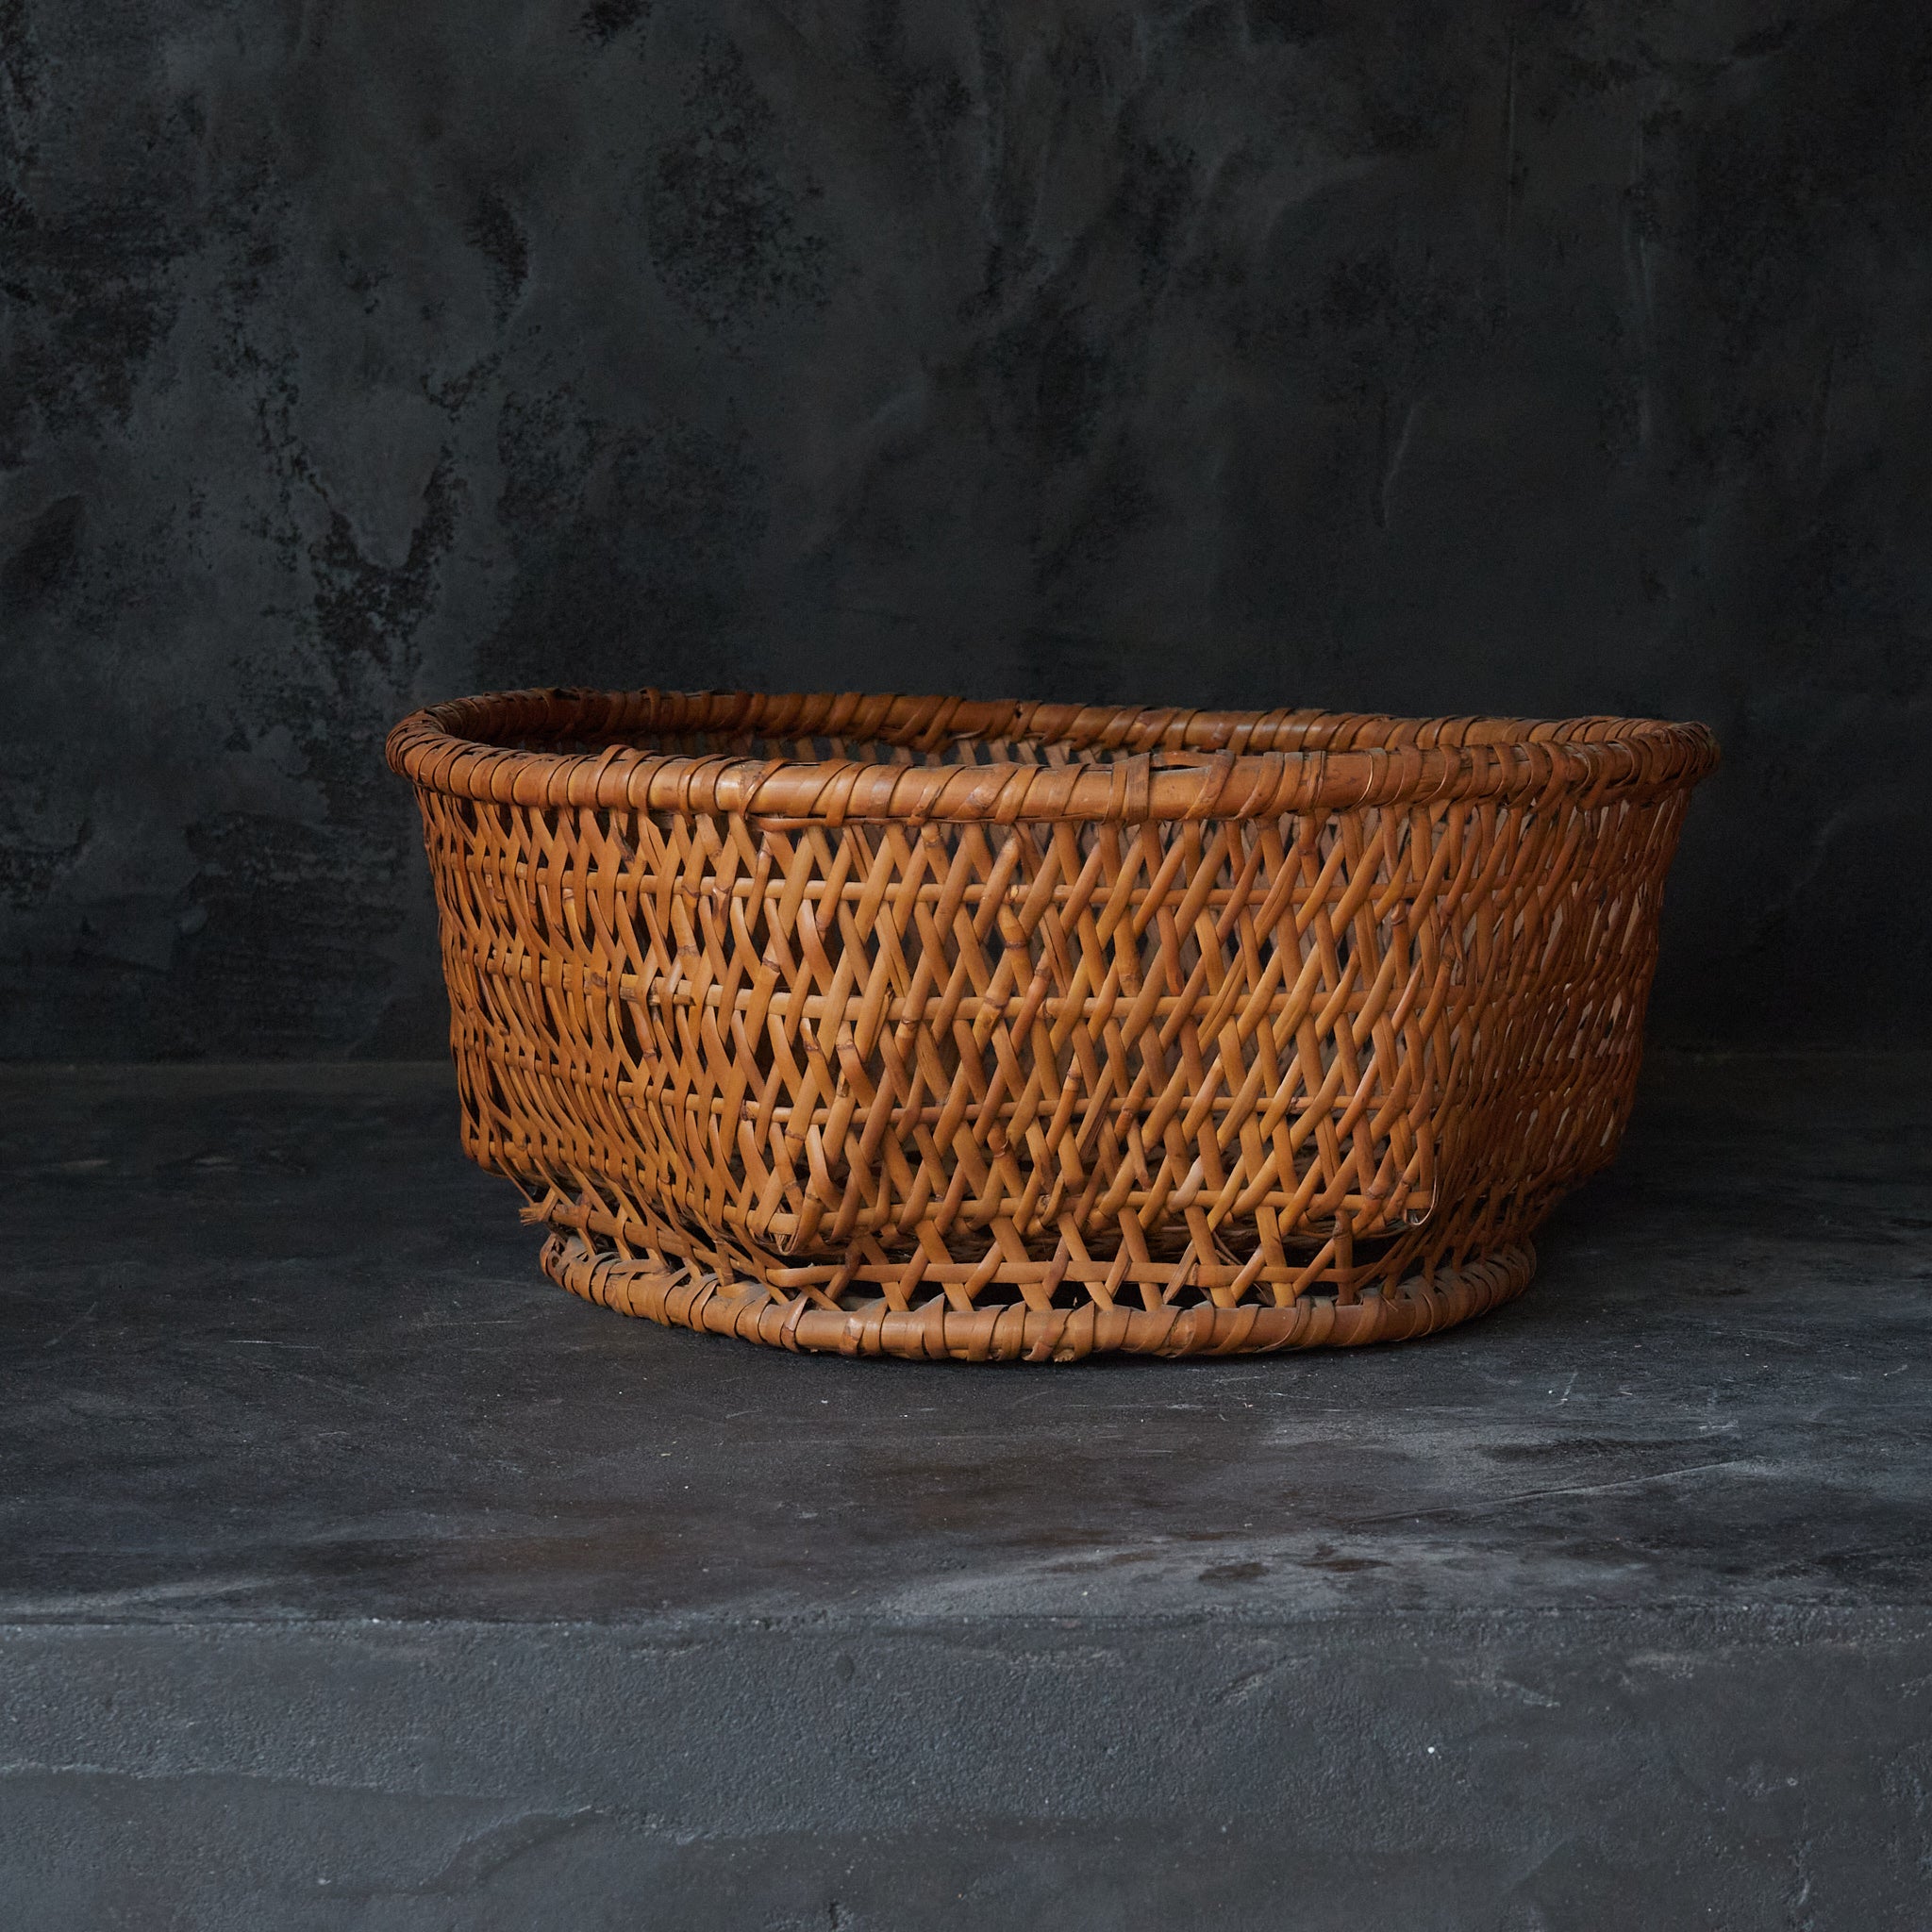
539 1233 1536 1362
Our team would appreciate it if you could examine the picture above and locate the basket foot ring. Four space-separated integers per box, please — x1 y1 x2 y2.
538 1234 1537 1362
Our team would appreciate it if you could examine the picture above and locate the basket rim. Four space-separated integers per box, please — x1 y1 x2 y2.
386 686 1721 823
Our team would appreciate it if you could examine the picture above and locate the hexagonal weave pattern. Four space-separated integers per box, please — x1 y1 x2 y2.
388 689 1717 1360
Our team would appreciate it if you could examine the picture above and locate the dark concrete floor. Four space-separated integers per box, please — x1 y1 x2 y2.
2 1055 1928 1927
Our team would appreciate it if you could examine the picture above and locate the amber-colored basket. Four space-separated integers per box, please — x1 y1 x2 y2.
388 689 1717 1362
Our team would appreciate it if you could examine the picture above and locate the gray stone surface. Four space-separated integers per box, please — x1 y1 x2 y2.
4 0 1931 1058
2 1054 1928 1924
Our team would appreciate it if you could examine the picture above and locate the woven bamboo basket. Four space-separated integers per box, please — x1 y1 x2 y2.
388 688 1718 1362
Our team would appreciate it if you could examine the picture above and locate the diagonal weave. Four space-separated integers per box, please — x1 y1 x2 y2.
389 689 1718 1361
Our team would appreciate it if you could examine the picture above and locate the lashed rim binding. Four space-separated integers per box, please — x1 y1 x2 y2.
390 689 1719 1361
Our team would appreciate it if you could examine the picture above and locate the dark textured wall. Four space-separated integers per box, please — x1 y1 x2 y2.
2 0 1927 1058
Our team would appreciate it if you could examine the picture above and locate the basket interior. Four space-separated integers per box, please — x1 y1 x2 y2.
524 725 1137 769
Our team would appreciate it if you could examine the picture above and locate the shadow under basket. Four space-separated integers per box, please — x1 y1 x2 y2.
388 689 1719 1362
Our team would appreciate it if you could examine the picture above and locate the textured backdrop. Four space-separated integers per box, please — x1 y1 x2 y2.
3 0 1927 1057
